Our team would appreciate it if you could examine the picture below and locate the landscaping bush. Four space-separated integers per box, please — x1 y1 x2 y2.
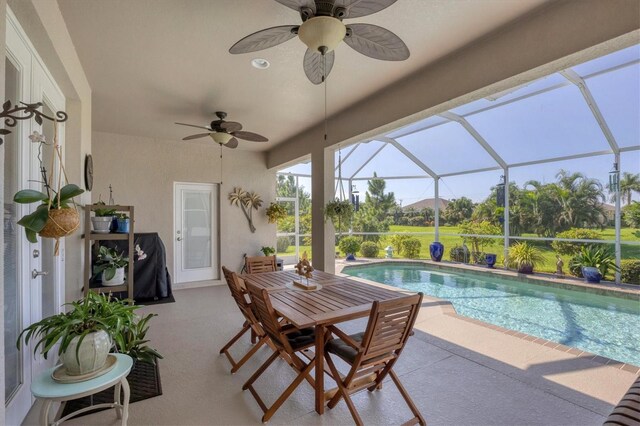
621 259 640 285
338 236 361 256
623 202 640 228
360 241 379 258
551 228 601 256
276 236 290 253
389 234 411 256
450 245 470 263
401 238 422 259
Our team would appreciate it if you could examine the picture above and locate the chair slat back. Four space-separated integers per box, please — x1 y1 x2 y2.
360 293 423 363
246 283 289 350
222 266 254 322
245 255 277 274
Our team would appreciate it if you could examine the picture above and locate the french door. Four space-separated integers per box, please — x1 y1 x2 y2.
4 10 66 425
173 182 219 283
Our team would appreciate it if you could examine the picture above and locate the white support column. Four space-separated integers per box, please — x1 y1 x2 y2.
347 178 353 234
503 168 510 261
295 176 300 262
434 177 440 242
311 146 335 273
615 153 621 284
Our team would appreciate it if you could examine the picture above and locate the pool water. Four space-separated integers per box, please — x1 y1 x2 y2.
344 263 640 366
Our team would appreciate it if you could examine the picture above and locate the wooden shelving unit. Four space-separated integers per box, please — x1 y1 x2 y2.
84 205 135 299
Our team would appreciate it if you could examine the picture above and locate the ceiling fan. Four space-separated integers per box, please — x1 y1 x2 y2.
175 111 268 149
229 0 410 84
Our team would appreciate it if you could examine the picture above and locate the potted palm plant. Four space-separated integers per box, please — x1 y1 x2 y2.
569 246 619 283
93 246 129 286
507 242 544 274
17 292 138 377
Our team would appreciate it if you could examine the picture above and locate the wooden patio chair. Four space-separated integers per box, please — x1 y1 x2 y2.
243 284 316 423
219 266 270 374
245 255 277 274
324 293 426 426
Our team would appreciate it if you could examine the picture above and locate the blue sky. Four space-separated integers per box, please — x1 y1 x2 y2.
279 45 640 206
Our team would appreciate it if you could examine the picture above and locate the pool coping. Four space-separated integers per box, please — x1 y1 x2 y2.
338 259 640 373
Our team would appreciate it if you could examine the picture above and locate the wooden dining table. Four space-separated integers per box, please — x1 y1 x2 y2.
242 269 411 415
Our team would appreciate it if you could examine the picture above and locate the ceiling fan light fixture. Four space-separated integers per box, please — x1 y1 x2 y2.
298 16 346 53
210 132 233 144
251 58 270 69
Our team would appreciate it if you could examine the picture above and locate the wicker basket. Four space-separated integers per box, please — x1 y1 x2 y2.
39 208 80 238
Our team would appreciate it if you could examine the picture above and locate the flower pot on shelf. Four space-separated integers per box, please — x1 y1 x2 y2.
91 216 113 233
116 218 130 233
485 253 497 268
102 267 125 286
60 330 111 376
581 266 602 283
429 242 444 262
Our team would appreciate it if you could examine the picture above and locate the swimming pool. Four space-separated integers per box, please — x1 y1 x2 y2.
343 263 640 366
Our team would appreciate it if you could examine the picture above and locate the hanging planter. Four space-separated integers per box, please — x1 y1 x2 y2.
323 199 354 231
265 202 287 224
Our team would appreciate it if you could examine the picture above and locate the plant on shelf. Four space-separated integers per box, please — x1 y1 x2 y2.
93 246 130 286
17 292 138 376
265 202 287 224
338 236 361 261
506 242 544 274
115 212 130 233
569 245 619 283
113 313 163 365
91 201 116 233
324 199 354 232
261 246 276 256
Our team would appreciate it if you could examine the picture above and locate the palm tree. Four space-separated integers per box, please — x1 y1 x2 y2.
607 172 640 206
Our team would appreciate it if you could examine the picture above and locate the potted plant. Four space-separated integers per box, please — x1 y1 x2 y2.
324 199 354 232
13 183 84 243
93 246 129 286
338 236 361 261
17 292 138 377
113 313 163 365
261 246 276 256
507 242 544 274
91 201 116 233
429 241 444 262
569 246 619 283
114 212 130 233
265 202 287 224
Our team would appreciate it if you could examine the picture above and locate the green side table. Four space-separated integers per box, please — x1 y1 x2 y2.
31 353 133 426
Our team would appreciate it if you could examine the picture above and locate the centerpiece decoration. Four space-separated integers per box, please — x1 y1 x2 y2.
293 252 317 290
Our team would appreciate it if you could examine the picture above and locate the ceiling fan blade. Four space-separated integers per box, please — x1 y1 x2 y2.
303 48 335 85
219 121 243 132
229 25 299 54
274 0 316 14
182 133 211 141
344 23 409 61
225 138 239 149
231 130 269 142
176 122 211 131
334 0 397 18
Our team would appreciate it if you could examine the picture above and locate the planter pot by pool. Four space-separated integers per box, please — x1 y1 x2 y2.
102 267 125 286
60 330 111 376
485 253 497 268
116 218 130 233
91 216 113 233
346 254 356 261
582 266 602 283
518 264 534 274
429 242 444 262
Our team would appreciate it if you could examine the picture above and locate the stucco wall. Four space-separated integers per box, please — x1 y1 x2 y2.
0 0 7 418
92 131 276 283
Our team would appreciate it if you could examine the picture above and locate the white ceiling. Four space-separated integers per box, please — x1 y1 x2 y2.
57 0 548 151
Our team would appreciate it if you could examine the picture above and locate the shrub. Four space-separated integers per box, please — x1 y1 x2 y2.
407 216 425 227
621 259 640 285
401 238 422 259
276 236 290 253
338 236 361 256
389 234 411 256
360 241 379 258
623 202 640 228
569 245 619 279
551 228 601 256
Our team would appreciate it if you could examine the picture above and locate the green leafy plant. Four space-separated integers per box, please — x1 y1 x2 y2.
94 201 116 217
360 241 379 258
459 221 502 263
324 199 354 230
507 242 545 273
338 236 361 256
450 245 470 263
551 228 601 256
115 212 129 220
389 234 411 256
17 292 138 362
112 313 163 364
13 183 84 243
620 259 640 285
265 202 287 224
276 236 290 253
93 246 129 281
261 246 276 256
623 202 640 228
569 246 619 278
401 238 422 259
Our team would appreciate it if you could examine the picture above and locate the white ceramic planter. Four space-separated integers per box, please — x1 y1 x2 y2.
91 216 113 233
61 330 111 376
102 267 125 286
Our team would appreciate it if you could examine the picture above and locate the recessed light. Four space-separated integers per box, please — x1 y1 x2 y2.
251 58 270 69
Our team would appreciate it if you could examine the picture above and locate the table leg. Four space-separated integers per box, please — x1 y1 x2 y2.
40 399 52 426
115 381 122 419
315 325 325 415
120 377 131 426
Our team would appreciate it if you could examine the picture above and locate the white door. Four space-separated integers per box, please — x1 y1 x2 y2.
4 11 66 425
174 183 219 283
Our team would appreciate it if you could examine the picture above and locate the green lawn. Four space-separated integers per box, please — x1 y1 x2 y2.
278 225 640 275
